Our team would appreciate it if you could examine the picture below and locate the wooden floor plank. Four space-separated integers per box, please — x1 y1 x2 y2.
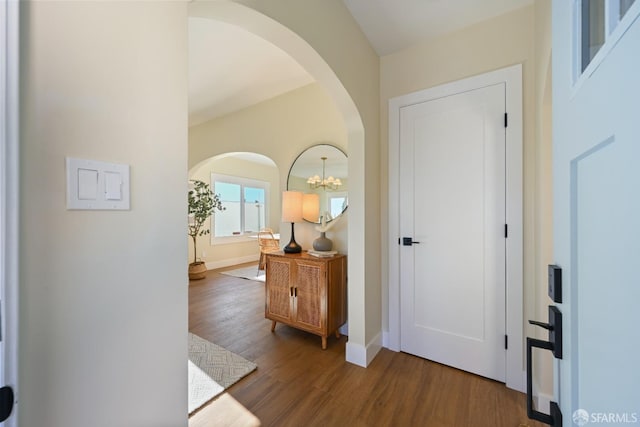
189 265 545 427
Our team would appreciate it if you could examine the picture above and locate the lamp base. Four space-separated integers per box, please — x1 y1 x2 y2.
283 222 302 253
283 241 302 253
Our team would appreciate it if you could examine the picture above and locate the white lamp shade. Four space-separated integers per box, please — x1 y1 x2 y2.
282 191 303 223
302 193 320 222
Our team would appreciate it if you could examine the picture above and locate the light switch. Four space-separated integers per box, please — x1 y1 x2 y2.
104 171 122 200
66 157 130 210
77 168 98 200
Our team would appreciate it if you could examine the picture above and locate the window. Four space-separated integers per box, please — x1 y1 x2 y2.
581 0 606 72
211 174 269 241
327 192 348 219
576 0 638 79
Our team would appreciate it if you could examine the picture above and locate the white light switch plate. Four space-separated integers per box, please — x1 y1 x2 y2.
66 157 130 210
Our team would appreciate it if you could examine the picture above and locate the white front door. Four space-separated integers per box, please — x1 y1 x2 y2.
553 1 640 425
399 83 506 381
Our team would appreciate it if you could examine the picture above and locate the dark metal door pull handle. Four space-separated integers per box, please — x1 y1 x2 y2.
402 237 421 246
526 305 563 426
0 386 14 422
529 320 553 330
527 338 562 426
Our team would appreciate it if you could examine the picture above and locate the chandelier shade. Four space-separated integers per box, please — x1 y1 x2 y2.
307 157 343 190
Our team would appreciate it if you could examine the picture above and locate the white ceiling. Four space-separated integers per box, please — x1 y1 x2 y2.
188 2 533 126
188 18 314 127
342 0 534 56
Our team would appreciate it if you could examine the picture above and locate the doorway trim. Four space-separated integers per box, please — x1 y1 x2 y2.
1 0 20 424
387 64 524 391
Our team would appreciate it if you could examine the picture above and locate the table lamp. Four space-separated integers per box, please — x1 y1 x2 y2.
302 193 320 223
282 191 303 253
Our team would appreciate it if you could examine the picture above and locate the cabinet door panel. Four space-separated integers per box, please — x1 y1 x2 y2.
327 257 347 329
266 258 293 322
294 262 325 331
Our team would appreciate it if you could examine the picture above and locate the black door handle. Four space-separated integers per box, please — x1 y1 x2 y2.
527 338 562 426
529 320 553 330
0 386 14 422
529 306 562 359
526 305 563 426
402 237 421 246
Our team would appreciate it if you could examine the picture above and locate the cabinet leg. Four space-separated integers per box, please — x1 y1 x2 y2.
335 330 341 338
271 321 277 332
322 336 327 350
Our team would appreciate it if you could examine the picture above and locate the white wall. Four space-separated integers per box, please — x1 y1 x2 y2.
20 2 188 426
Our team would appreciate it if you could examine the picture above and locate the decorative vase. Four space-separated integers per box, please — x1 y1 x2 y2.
188 261 207 280
313 232 333 251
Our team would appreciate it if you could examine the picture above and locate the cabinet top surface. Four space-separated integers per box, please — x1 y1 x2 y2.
266 251 346 261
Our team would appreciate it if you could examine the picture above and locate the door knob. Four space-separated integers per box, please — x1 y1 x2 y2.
402 237 421 246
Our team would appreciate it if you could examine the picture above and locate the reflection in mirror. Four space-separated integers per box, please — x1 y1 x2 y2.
287 144 348 224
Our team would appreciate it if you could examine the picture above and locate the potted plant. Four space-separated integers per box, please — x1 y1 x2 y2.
188 179 224 280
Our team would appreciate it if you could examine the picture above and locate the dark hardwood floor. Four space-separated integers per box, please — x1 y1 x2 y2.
189 265 543 427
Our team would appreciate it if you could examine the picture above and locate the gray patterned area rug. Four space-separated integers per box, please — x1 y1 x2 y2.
188 333 257 414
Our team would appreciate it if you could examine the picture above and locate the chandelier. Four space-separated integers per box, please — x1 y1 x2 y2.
307 157 342 190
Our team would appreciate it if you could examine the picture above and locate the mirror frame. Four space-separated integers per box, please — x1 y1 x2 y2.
286 144 348 224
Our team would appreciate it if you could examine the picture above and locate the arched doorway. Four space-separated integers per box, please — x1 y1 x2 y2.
188 152 280 269
188 1 368 365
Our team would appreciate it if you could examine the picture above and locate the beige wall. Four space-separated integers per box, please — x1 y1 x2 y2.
20 2 188 427
380 4 535 335
189 83 349 264
189 84 347 172
19 5 380 426
18 1 557 424
380 3 553 395
533 0 554 404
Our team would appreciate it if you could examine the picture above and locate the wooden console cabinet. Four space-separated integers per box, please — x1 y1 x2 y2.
265 251 347 349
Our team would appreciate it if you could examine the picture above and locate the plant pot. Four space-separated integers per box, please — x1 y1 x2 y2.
189 261 207 280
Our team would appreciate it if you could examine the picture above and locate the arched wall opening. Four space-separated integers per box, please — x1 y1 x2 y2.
188 1 368 364
189 152 280 269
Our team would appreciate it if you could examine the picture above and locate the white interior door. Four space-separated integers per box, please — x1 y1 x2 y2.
553 2 640 425
399 83 506 382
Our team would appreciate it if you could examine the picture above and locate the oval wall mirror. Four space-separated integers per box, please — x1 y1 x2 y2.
287 144 348 224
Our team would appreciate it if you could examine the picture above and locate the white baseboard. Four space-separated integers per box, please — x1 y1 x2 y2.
339 322 348 336
382 330 391 349
346 332 382 368
205 254 260 270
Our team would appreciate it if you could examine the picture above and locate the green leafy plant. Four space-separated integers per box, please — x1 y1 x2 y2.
188 180 224 265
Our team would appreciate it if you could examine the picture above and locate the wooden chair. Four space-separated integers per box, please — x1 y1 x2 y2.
257 228 280 275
